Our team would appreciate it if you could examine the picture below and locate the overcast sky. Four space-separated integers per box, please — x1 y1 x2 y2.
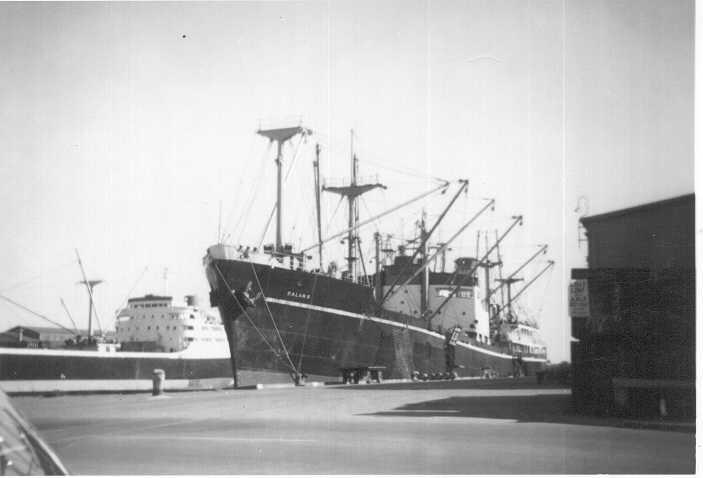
0 0 694 362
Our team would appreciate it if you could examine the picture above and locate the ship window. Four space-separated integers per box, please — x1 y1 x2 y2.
147 326 151 330
187 326 195 330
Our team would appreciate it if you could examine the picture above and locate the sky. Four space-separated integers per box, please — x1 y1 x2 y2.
0 0 694 362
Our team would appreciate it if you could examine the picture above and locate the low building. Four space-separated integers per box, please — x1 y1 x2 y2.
570 193 694 418
0 326 89 348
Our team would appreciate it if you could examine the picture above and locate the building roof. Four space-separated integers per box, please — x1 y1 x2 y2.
580 193 694 226
5 326 88 336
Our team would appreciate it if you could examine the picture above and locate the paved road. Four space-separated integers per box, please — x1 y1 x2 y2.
11 380 695 474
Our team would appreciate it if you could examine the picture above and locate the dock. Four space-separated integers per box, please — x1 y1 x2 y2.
9 378 695 475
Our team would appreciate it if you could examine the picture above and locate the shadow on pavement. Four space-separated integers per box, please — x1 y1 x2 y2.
339 377 564 391
363 392 694 431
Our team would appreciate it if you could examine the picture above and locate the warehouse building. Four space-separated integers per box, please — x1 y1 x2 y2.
570 193 694 418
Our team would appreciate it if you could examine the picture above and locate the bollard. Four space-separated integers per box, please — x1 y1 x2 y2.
152 369 165 396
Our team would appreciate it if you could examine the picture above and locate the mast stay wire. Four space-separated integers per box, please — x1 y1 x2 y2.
533 259 555 320
313 131 445 185
233 143 275 245
0 260 76 295
221 140 273 243
113 266 149 318
60 298 80 335
248 262 298 374
301 181 449 254
212 263 299 375
0 293 76 336
295 272 320 373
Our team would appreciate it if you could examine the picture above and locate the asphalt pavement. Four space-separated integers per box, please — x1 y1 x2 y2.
11 379 696 474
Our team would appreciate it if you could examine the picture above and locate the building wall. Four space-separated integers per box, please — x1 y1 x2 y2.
582 194 694 270
571 194 695 418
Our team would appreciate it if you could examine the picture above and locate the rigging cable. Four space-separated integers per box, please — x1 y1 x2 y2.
114 266 149 317
0 260 76 294
60 298 80 334
534 260 555 320
295 272 321 373
225 141 273 244
248 262 298 374
0 293 76 336
211 263 298 375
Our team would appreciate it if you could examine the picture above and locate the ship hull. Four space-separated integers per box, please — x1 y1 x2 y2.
207 257 546 385
0 348 233 381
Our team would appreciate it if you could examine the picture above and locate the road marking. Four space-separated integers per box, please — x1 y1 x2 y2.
108 435 318 443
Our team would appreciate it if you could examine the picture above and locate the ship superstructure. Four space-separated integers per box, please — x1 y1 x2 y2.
115 294 227 354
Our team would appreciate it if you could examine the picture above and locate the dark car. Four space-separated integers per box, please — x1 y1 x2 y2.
0 389 68 475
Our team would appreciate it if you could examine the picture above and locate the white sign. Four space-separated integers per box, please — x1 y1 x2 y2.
569 279 590 317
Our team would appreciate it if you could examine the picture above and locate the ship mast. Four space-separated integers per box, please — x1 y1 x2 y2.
75 249 103 339
419 211 429 315
323 130 386 281
477 231 501 310
256 124 312 253
313 143 324 270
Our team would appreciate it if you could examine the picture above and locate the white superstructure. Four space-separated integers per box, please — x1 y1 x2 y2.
115 294 228 353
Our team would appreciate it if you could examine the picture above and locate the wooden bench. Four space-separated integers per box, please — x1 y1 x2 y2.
341 366 386 384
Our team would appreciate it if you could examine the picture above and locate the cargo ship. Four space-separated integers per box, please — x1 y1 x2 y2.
0 294 236 388
204 125 551 386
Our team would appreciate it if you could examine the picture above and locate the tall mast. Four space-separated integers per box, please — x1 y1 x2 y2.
374 232 382 300
495 229 506 311
349 131 357 276
478 231 501 309
494 277 523 321
419 211 429 315
313 143 323 270
75 249 103 339
323 130 386 281
256 124 312 252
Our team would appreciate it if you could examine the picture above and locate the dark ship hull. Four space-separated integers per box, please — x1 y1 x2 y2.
207 257 546 385
0 348 233 381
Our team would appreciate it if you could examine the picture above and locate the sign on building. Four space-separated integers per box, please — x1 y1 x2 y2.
569 279 590 317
